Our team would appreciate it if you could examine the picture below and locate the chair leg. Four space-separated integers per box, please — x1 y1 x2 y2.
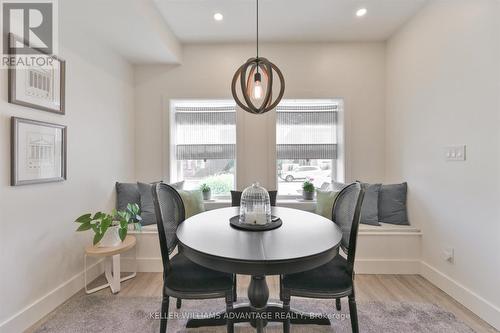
233 275 237 302
176 298 182 309
226 293 234 333
336 298 342 311
160 295 169 333
282 296 291 333
348 294 359 333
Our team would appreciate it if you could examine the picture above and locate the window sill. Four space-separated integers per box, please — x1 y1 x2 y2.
203 199 231 210
203 198 316 212
131 221 421 236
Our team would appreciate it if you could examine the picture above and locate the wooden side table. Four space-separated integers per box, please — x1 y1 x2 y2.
84 235 137 294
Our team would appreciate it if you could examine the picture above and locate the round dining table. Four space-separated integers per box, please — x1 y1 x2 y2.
176 206 343 332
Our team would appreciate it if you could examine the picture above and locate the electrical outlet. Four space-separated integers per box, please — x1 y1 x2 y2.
443 248 454 264
445 145 466 161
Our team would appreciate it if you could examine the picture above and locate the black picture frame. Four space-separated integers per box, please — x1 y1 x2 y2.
11 117 67 186
7 33 66 115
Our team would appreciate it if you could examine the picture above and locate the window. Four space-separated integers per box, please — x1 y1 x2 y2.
170 100 236 196
276 100 340 196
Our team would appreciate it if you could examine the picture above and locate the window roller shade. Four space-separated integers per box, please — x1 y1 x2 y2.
176 144 236 160
174 101 337 160
277 144 337 159
174 103 236 161
175 110 235 125
276 102 338 160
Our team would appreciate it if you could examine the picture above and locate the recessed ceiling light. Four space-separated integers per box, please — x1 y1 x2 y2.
356 8 367 17
213 13 224 21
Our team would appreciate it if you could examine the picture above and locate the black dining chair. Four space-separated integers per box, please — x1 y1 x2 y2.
279 182 365 333
230 190 278 207
152 183 236 333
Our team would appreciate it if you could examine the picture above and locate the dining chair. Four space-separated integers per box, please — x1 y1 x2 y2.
230 190 278 206
152 183 236 333
279 182 365 333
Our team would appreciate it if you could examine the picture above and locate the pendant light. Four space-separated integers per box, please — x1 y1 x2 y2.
231 0 285 115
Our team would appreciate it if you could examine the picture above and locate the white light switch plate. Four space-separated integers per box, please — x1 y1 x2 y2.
445 145 466 161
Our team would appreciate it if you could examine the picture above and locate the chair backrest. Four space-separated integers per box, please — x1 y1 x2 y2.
331 182 365 272
152 183 186 273
231 190 277 207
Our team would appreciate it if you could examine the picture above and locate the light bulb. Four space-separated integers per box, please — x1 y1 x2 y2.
253 80 263 100
252 71 263 100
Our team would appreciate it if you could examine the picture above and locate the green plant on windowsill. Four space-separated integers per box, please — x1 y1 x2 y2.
203 174 233 195
74 203 142 245
200 183 212 200
302 179 315 200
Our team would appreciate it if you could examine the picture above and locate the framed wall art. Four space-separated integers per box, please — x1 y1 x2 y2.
8 33 66 114
11 117 67 186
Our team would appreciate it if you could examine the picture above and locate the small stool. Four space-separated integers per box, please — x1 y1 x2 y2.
84 235 137 294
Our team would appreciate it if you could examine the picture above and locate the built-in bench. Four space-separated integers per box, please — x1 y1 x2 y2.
355 222 422 274
124 200 422 274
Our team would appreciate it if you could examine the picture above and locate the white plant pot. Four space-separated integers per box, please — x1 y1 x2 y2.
98 226 122 247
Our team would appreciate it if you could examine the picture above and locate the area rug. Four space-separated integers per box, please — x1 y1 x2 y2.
33 295 476 333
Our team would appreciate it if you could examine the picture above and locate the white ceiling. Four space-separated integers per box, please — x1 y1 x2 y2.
61 0 182 64
59 0 428 64
155 0 428 43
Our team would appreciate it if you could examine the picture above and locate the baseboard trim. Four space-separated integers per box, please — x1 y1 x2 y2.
420 261 500 331
130 257 163 272
355 258 421 274
0 260 103 333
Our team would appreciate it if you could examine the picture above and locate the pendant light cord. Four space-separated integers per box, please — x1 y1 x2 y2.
256 0 259 73
256 0 259 59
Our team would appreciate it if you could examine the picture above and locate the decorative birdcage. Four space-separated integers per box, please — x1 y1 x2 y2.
239 183 271 225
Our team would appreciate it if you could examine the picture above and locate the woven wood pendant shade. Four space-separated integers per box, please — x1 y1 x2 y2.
230 0 285 115
231 57 285 114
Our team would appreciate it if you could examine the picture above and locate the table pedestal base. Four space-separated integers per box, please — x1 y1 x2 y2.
186 276 330 331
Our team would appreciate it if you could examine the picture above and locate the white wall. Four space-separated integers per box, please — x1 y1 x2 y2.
0 10 135 333
134 43 386 188
386 0 500 329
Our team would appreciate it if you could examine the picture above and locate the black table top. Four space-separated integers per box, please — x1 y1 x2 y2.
177 207 342 275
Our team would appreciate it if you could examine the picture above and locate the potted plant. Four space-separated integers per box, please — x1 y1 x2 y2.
200 183 211 200
75 203 142 247
302 179 315 200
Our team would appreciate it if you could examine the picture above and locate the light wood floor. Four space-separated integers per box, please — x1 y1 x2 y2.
27 273 497 333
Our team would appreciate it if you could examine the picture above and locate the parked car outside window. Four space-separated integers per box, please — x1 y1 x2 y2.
281 166 328 182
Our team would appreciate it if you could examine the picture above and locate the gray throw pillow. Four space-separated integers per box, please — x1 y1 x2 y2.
378 182 409 225
115 182 141 211
359 183 382 226
137 181 184 226
137 182 157 226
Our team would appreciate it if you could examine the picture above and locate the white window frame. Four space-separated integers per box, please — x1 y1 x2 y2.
275 99 345 200
168 99 237 198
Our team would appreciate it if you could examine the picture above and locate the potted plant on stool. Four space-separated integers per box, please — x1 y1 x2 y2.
75 203 141 247
302 179 315 200
201 183 212 201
